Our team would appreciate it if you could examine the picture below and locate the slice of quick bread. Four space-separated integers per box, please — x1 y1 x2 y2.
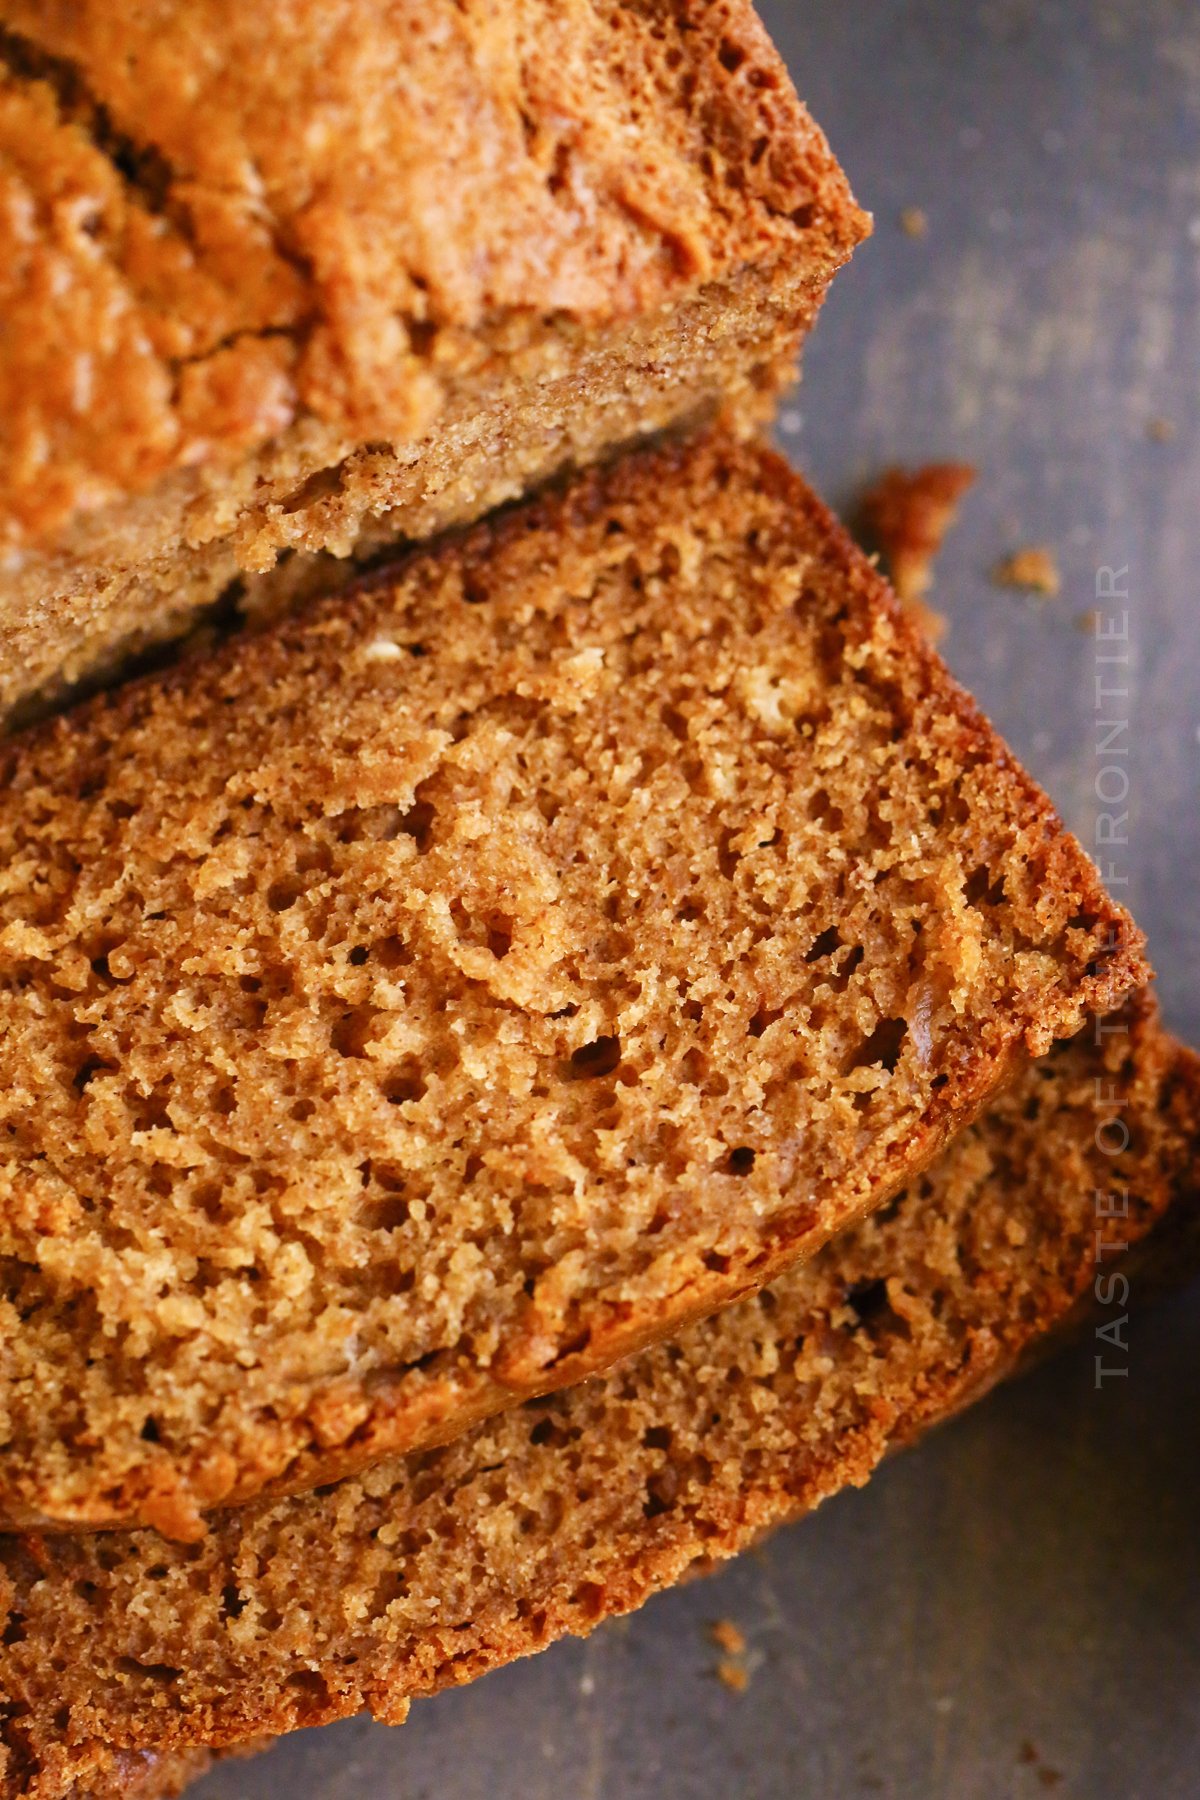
0 0 868 720
0 430 1148 1537
2 998 1196 1796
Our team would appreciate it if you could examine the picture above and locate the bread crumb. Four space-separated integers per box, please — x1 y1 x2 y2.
709 1618 747 1656
716 1659 749 1694
993 546 1061 598
711 1615 751 1691
1146 416 1177 443
1018 1739 1064 1787
1074 608 1101 635
900 206 929 238
857 463 976 641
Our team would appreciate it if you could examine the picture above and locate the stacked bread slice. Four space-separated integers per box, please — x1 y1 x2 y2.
0 0 866 722
6 992 1199 1799
0 430 1150 1542
0 7 1193 1800
2 430 1190 1800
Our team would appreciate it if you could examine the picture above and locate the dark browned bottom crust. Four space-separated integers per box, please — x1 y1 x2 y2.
2 997 1195 1798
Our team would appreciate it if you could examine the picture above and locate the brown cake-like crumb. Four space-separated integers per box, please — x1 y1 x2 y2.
899 206 929 239
993 546 1062 598
0 0 869 718
0 429 1146 1537
858 463 977 638
716 1661 750 1694
1 996 1195 1790
25 1740 265 1800
13 1746 217 1800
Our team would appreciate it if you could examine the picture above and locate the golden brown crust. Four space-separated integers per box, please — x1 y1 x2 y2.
0 429 1147 1537
0 0 866 560
1 997 1195 1793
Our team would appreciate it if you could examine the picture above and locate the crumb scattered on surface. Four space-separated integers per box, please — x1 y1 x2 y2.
900 206 929 238
856 462 976 640
1147 415 1177 443
1074 608 1101 635
1018 1739 1065 1788
716 1659 750 1694
993 546 1061 598
709 1618 747 1656
710 1614 750 1689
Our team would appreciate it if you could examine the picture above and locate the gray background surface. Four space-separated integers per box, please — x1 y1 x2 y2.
197 3 1200 1794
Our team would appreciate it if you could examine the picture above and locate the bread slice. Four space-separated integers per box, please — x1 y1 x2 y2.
0 0 868 720
2 997 1196 1795
0 429 1148 1538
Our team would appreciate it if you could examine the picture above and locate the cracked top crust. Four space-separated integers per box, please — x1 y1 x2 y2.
0 0 867 559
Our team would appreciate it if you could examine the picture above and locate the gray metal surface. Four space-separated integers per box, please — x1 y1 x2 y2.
196 4 1200 1794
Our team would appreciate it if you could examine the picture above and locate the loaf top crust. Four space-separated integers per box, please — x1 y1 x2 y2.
1 996 1196 1791
0 0 867 559
0 428 1148 1537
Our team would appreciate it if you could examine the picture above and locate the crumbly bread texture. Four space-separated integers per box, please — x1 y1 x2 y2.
0 429 1148 1539
2 998 1196 1793
0 0 868 717
15 1739 264 1800
15 1746 217 1800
